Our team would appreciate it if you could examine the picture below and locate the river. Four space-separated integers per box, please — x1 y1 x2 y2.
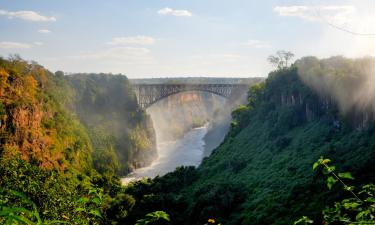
121 126 208 184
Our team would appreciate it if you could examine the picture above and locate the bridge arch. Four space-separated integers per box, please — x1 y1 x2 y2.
132 83 249 109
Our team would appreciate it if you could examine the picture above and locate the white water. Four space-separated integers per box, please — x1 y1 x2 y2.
121 126 207 184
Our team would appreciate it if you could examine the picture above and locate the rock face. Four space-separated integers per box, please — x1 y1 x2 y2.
278 91 371 129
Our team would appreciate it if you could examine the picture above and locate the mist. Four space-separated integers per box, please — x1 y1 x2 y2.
203 87 249 156
296 56 375 117
147 91 225 142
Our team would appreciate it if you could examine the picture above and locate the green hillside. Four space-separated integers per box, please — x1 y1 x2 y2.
0 57 155 224
1 55 375 224
119 56 375 225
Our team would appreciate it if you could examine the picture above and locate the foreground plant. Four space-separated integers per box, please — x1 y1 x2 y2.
296 157 375 224
0 189 67 225
135 211 170 225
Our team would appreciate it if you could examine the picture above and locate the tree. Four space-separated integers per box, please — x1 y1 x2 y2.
54 71 64 78
268 50 295 69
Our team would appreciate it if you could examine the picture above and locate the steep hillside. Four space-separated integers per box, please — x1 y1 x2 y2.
0 57 92 172
0 57 104 224
119 56 375 225
0 57 156 224
65 74 157 175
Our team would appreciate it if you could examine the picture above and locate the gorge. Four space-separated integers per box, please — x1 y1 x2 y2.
1 56 375 225
122 78 262 182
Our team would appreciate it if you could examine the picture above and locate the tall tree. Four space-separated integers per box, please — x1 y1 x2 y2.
268 50 295 69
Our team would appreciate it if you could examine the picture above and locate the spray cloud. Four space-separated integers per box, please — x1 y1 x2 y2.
296 56 375 116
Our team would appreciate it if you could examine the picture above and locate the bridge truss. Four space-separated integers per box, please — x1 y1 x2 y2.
132 83 249 109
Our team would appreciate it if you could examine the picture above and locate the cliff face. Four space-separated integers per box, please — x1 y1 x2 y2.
65 74 157 174
0 58 92 172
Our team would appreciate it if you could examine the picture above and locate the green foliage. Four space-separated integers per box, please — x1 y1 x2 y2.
311 158 375 224
2 55 375 225
120 59 375 225
0 57 133 224
322 184 375 224
0 189 67 225
135 211 170 225
0 157 101 224
313 157 356 191
293 216 313 225
74 188 104 224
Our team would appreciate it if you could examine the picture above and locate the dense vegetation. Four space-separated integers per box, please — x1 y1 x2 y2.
2 55 375 224
0 57 153 224
0 57 91 172
117 56 375 225
0 56 100 224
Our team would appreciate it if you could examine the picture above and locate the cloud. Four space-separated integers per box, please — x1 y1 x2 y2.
33 42 43 46
242 39 271 49
107 36 155 46
0 41 32 49
38 29 51 34
158 7 192 17
273 5 356 26
0 9 56 22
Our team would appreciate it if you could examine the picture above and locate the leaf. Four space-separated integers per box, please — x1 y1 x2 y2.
343 186 354 191
322 159 331 165
5 214 36 225
343 202 360 210
338 172 354 180
294 216 313 225
356 210 369 220
0 206 33 215
147 211 170 221
312 162 320 171
88 189 97 195
77 197 89 204
328 166 336 172
327 176 337 190
89 209 102 218
136 211 170 225
91 197 101 205
74 207 85 212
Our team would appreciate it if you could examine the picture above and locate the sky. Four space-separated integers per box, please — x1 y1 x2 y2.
0 0 375 78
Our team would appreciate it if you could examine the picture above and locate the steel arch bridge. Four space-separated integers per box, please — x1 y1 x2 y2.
132 83 249 109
